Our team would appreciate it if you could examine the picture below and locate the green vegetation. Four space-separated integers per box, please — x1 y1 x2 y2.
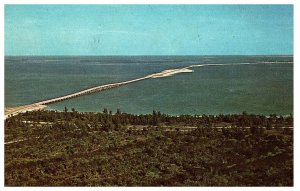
5 109 293 186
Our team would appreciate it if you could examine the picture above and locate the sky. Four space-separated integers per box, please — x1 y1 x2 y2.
5 4 293 56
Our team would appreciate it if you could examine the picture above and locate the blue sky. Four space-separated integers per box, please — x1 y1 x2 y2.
5 5 293 55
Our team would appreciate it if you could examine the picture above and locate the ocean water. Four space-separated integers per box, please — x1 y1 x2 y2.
5 56 293 115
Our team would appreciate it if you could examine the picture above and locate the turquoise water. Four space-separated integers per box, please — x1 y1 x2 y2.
5 56 293 115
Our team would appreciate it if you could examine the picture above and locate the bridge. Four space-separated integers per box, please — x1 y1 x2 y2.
4 66 199 119
35 75 151 105
4 75 154 119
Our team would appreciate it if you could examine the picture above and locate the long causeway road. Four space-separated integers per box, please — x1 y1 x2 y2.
4 66 194 119
4 75 153 119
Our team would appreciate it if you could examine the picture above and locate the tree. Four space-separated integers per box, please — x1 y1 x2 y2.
116 109 121 115
103 108 108 114
152 110 161 126
71 108 77 117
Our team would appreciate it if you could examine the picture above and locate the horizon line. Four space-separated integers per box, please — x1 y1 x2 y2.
4 54 294 57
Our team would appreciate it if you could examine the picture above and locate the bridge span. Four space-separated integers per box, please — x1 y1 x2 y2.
4 66 195 119
36 76 151 105
5 75 153 119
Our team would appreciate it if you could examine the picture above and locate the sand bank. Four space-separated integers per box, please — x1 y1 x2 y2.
150 68 193 78
5 104 47 119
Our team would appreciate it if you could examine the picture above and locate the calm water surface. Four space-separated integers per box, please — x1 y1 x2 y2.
5 56 293 115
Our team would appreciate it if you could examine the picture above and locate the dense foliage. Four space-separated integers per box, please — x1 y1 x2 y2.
5 109 293 186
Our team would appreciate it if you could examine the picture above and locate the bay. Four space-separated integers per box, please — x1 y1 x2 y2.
5 56 293 115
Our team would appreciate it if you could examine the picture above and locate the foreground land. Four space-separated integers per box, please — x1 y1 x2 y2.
5 110 293 186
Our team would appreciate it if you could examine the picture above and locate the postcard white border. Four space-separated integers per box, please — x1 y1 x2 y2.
1 0 298 190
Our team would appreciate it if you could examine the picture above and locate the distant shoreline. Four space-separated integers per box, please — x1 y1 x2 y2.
4 54 294 57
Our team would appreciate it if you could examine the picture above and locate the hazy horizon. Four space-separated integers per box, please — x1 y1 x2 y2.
4 54 294 57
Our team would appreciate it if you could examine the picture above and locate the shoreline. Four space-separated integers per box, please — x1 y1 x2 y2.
9 107 293 119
